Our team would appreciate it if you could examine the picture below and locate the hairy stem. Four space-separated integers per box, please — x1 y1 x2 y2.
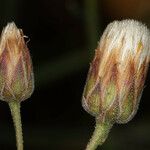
9 101 23 150
86 121 113 150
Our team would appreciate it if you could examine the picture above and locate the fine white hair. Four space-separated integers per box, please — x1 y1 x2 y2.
99 19 150 69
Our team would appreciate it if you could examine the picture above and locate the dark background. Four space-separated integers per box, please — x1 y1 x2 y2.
0 0 150 150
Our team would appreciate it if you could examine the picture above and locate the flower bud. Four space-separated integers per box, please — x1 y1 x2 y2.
82 20 150 124
0 22 34 102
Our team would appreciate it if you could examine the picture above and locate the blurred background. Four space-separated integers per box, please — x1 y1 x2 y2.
0 0 150 149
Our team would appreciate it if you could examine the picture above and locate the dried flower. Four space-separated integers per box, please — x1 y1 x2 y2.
83 20 150 150
0 22 34 102
82 20 150 124
0 22 34 150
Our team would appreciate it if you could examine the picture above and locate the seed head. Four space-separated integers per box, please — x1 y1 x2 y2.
0 22 34 102
82 20 150 124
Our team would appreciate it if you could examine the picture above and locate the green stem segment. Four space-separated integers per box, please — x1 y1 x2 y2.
86 121 113 150
9 101 23 150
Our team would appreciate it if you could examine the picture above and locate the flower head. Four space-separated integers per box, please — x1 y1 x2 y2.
82 20 150 124
0 22 34 102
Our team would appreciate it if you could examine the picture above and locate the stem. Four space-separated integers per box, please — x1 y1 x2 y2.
84 0 99 53
86 121 113 150
8 101 23 150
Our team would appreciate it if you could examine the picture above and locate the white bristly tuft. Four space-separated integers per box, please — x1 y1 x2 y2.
99 19 150 69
